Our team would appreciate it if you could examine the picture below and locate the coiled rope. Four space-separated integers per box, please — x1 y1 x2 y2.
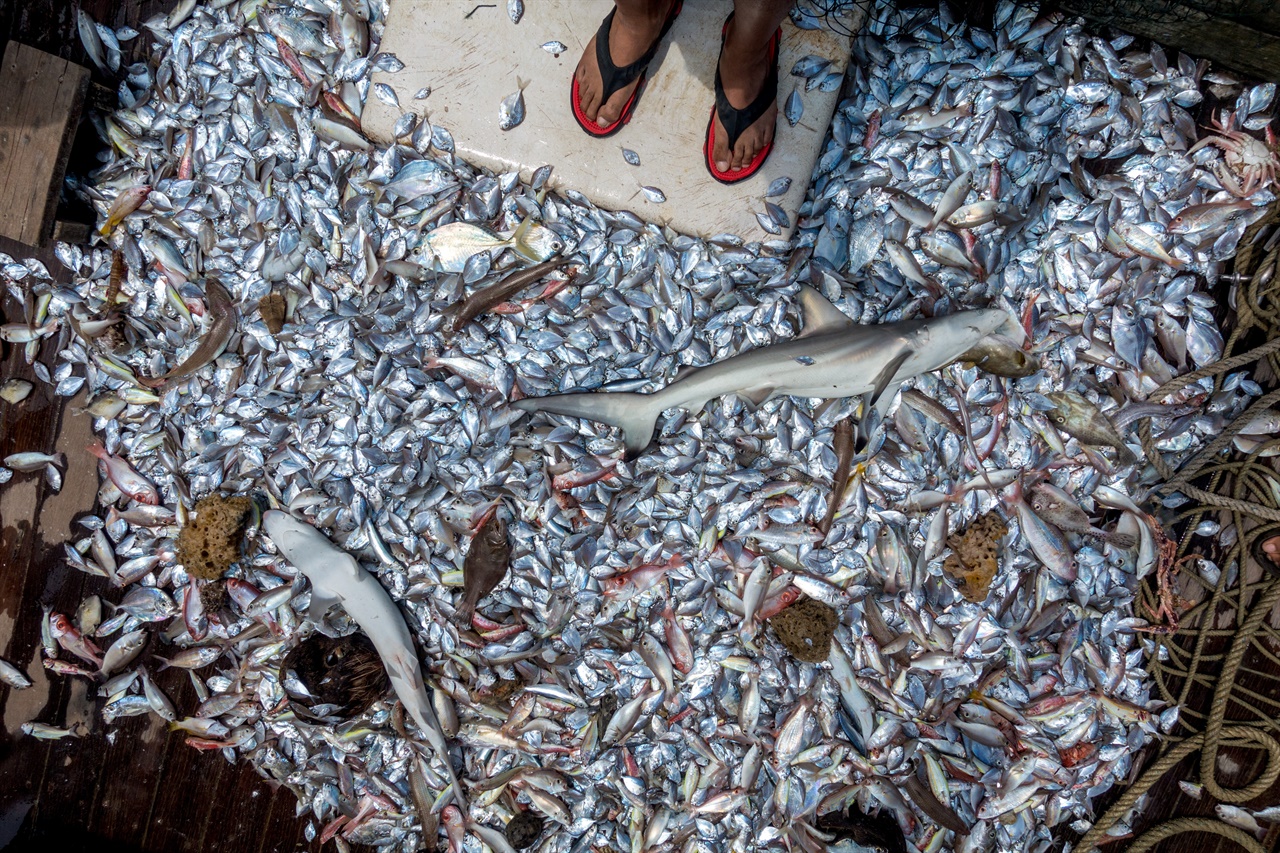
1077 201 1280 851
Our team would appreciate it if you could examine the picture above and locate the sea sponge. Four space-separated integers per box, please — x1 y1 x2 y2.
282 632 389 716
769 597 839 662
505 811 545 849
198 580 228 615
942 510 1008 602
176 495 253 580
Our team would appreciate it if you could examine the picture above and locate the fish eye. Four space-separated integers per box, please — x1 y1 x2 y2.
1053 414 1065 423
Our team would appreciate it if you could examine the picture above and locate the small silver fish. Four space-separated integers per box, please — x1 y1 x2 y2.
499 84 526 131
0 379 33 404
622 148 641 167
785 87 804 126
640 185 666 204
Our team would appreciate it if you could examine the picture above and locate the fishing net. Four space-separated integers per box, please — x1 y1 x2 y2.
1072 201 1280 851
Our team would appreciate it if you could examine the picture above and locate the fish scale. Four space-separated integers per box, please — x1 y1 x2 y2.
3 0 1274 850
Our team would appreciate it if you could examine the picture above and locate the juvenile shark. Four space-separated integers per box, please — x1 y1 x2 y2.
512 286 1020 457
263 510 465 808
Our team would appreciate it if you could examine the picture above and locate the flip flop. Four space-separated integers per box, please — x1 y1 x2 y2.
1249 529 1280 578
704 14 781 185
571 0 683 138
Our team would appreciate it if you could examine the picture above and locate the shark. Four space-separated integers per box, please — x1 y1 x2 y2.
512 286 1022 457
262 510 465 808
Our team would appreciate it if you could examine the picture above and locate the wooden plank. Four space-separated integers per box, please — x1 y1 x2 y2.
0 43 89 247
1061 0 1280 81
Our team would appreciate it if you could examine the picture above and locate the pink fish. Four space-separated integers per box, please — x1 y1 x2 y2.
182 581 208 641
87 439 161 504
49 613 103 666
552 459 618 490
99 185 152 236
660 595 694 674
442 805 466 853
177 132 195 181
601 554 684 602
226 579 280 634
43 658 97 678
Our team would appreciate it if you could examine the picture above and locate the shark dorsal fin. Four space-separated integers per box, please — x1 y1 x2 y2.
796 286 853 338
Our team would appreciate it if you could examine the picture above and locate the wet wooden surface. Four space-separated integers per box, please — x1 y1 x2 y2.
0 7 313 853
0 42 90 246
0 295 318 853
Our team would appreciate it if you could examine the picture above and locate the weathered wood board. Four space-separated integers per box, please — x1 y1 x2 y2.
1062 0 1280 81
0 42 89 248
365 0 862 242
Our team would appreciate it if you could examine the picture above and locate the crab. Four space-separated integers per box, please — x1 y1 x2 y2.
1188 110 1280 197
1135 521 1195 636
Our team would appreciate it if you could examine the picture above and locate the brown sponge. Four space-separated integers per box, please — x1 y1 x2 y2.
505 811 545 849
942 510 1007 602
769 597 839 662
282 632 389 716
198 580 228 615
176 495 253 580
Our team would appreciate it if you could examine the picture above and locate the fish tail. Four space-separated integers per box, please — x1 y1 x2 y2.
1102 530 1139 549
513 391 662 459
453 600 475 629
416 717 466 809
1114 443 1138 466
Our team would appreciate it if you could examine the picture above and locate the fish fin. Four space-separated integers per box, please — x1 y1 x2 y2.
857 348 912 451
307 586 341 623
508 213 533 248
738 385 776 411
796 286 853 338
1113 443 1138 466
671 364 703 383
513 391 661 459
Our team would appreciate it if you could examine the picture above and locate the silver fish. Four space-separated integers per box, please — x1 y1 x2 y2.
785 87 804 126
499 86 526 131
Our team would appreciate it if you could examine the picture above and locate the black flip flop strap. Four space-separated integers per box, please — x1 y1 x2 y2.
594 6 676 107
713 29 780 152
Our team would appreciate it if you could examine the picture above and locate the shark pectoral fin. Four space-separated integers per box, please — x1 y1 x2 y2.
739 385 776 411
868 348 913 410
307 587 341 623
858 381 900 452
857 348 913 451
796 286 853 338
671 364 704 383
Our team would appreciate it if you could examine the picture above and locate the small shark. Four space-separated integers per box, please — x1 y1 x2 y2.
263 510 465 808
512 286 1020 457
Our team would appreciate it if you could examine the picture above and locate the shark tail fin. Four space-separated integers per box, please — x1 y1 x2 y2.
514 392 661 459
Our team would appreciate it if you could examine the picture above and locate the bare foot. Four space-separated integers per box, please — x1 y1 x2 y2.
574 1 676 128
712 18 778 173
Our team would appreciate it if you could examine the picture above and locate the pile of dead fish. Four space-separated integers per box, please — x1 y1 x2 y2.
2 0 1278 850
